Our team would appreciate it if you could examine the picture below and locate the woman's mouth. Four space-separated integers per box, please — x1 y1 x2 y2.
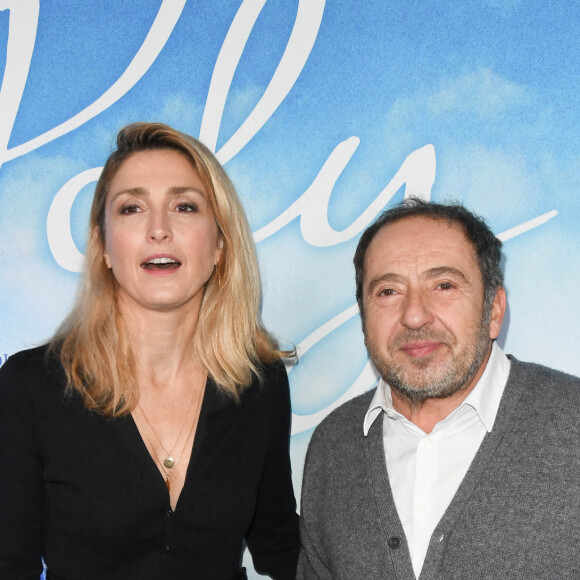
141 257 181 270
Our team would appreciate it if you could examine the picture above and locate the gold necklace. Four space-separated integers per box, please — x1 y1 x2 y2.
137 394 195 470
139 424 172 489
135 379 206 491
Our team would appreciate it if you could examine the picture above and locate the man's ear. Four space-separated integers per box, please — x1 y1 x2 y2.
489 287 506 340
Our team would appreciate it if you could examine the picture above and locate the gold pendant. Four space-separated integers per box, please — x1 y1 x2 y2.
164 457 175 469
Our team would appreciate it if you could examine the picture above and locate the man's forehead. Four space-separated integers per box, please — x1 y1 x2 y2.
364 216 478 272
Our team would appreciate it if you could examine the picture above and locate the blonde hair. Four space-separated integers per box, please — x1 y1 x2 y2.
51 122 285 416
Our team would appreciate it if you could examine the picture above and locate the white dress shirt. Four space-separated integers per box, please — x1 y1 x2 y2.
363 342 511 578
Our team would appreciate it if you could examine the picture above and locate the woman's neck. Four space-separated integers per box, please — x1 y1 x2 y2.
121 302 201 392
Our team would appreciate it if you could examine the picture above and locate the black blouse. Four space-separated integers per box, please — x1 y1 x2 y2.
0 346 299 579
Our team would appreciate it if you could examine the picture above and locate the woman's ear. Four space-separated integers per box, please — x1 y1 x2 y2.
215 237 224 265
95 226 111 269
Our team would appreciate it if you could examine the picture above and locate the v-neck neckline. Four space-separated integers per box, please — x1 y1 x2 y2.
109 376 240 513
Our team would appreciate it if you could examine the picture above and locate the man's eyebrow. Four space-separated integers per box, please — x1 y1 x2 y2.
424 266 469 283
367 273 405 295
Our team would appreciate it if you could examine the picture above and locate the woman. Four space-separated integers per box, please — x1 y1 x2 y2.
0 123 299 579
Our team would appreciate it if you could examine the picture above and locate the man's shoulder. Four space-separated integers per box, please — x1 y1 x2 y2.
303 388 376 481
507 357 580 422
309 388 376 446
509 357 580 394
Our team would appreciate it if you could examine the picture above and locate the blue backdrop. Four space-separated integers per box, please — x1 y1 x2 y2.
1 1 579 577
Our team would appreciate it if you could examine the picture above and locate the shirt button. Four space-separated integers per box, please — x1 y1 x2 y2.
388 536 401 549
386 411 397 419
162 545 171 553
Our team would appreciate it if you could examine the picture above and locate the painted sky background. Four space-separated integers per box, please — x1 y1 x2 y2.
0 1 579 576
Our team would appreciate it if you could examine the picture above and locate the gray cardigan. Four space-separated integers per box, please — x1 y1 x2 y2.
298 358 580 579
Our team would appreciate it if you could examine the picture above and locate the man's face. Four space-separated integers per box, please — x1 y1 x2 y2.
362 216 505 403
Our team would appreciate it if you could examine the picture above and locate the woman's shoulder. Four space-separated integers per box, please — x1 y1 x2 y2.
258 356 289 382
0 343 65 397
239 357 291 413
252 357 291 396
1 343 58 372
4 343 50 361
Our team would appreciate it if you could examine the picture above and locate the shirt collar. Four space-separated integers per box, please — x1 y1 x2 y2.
363 342 510 436
461 341 510 431
363 378 391 436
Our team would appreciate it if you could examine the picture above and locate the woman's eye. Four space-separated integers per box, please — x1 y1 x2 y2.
176 203 197 212
120 204 140 215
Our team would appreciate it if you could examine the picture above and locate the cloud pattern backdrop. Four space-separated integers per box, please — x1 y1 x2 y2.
1 1 579 576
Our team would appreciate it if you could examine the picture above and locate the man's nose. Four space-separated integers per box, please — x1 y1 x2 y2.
400 288 434 330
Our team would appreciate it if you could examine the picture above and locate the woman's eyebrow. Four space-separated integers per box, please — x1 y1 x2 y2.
110 186 206 201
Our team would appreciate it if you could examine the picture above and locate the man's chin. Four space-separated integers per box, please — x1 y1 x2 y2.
381 360 466 402
394 371 440 390
388 376 464 403
392 353 446 377
404 355 437 370
383 352 487 404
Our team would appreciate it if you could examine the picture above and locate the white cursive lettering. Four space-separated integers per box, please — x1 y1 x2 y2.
200 0 325 163
47 168 103 272
0 0 185 169
0 0 39 170
254 140 436 245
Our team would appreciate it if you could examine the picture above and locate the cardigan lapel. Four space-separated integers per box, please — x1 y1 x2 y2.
106 377 257 515
365 411 417 579
419 358 526 579
106 376 238 509
106 412 170 502
175 379 253 514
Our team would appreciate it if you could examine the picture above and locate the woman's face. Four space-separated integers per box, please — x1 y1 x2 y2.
102 149 222 317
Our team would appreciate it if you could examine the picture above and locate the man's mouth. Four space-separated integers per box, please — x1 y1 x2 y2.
399 341 441 357
141 257 181 270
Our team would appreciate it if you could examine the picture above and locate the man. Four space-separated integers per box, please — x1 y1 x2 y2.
298 198 580 579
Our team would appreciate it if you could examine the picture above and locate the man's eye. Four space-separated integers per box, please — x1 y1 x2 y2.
379 288 397 296
438 282 454 290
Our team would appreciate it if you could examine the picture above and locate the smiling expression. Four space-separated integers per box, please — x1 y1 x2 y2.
103 149 222 317
362 216 504 402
